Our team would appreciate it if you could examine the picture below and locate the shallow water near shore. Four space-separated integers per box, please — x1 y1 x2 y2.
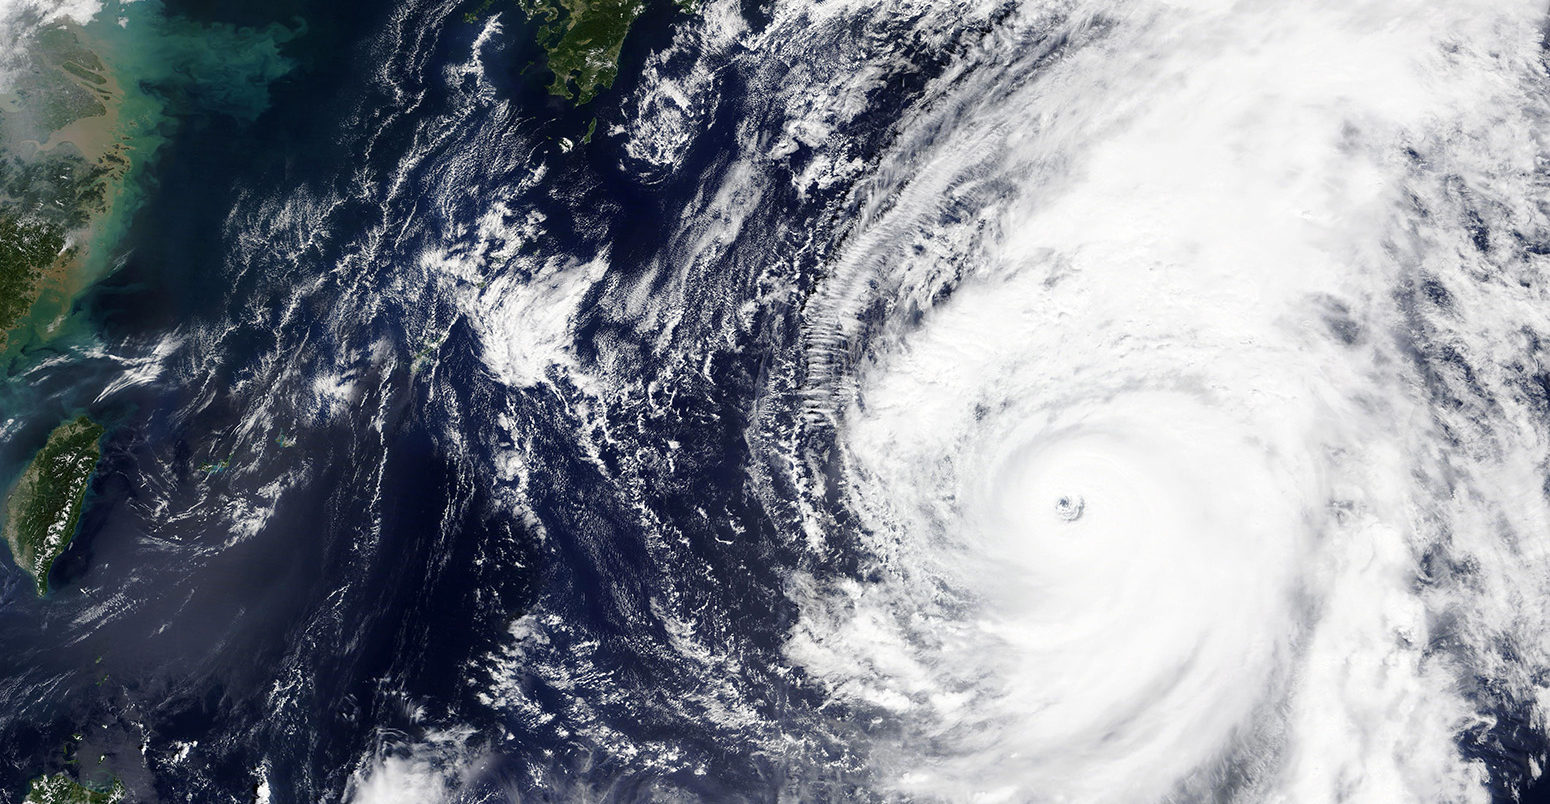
10 0 1550 801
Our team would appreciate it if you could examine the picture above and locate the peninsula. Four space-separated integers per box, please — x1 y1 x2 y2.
520 0 648 103
23 773 124 804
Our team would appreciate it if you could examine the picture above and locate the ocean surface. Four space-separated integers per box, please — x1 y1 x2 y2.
6 0 1550 801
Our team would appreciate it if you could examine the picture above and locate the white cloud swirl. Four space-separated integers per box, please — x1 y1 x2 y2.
785 0 1550 800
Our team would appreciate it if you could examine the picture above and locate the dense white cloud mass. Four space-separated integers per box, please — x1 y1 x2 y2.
0 0 98 91
783 0 1550 800
344 729 481 804
327 0 1550 798
0 0 101 27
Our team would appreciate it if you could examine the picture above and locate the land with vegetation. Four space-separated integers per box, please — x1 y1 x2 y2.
0 23 133 350
22 773 123 804
0 214 67 346
3 417 104 596
518 0 649 103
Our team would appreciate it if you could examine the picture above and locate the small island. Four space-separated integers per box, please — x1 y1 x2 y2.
3 416 104 596
22 773 123 804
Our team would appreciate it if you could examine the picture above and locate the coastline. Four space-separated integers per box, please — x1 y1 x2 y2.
1 415 104 597
0 17 140 357
0 0 300 360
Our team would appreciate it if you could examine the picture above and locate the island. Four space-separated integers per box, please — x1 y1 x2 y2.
22 773 123 804
519 0 648 103
3 417 104 596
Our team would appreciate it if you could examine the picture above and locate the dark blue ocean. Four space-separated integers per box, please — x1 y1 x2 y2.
0 0 826 798
7 0 1550 801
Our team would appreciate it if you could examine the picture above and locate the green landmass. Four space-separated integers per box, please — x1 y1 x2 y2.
22 773 123 804
520 0 647 103
5 27 112 137
0 212 67 348
0 23 130 352
0 148 124 231
3 417 104 596
0 14 300 353
0 143 115 349
464 0 499 23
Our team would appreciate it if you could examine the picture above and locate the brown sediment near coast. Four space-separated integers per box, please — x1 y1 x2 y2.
35 97 122 161
29 25 129 164
0 21 135 351
0 222 115 351
29 246 89 341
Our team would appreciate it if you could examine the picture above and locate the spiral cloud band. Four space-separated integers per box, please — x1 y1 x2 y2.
327 0 1550 797
784 0 1550 800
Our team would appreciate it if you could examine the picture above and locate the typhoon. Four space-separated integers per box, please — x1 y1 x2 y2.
778 0 1550 800
4 0 1550 801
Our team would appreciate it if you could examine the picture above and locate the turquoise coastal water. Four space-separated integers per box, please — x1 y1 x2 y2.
1 0 305 504
1 0 306 590
0 6 307 793
75 0 301 260
0 0 300 370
